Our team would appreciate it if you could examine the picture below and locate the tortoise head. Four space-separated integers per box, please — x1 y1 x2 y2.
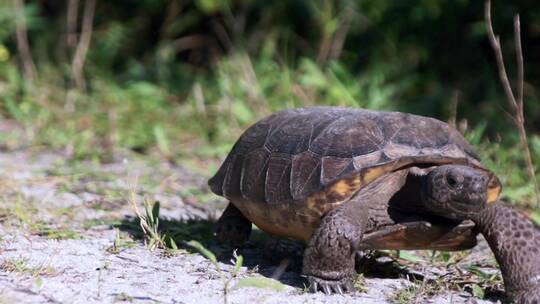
421 165 501 220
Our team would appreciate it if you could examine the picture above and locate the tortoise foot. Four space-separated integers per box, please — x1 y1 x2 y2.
215 217 251 247
215 203 252 247
307 276 355 294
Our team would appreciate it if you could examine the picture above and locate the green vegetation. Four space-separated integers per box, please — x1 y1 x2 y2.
106 228 137 254
0 1 538 205
187 241 248 304
33 225 83 240
389 280 445 304
127 194 179 251
353 273 368 293
234 277 286 292
0 194 82 239
0 257 57 277
126 190 286 301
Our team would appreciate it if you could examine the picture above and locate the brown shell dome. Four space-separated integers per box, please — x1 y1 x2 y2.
209 107 494 205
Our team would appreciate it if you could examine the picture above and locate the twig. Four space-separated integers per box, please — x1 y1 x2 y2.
71 0 96 91
484 1 517 111
192 82 207 115
328 7 353 61
484 0 539 205
211 20 233 52
66 0 79 48
14 0 36 86
515 16 524 111
448 90 460 129
159 0 182 39
172 34 211 53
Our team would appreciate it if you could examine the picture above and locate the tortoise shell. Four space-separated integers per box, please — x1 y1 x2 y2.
209 107 500 206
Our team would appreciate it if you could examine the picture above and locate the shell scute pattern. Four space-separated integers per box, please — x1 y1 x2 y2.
264 153 293 204
310 113 384 158
320 156 354 185
290 151 321 201
240 148 269 201
265 114 311 153
209 107 482 205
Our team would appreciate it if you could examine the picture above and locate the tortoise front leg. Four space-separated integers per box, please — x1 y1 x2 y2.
215 202 252 247
302 170 408 294
302 206 365 294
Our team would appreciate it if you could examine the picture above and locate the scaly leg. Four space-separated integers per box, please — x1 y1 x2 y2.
215 202 252 247
302 170 408 294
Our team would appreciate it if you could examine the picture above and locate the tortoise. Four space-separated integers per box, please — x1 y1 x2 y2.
208 106 502 294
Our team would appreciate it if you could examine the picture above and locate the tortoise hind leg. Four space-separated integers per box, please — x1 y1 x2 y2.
303 170 408 294
215 202 252 247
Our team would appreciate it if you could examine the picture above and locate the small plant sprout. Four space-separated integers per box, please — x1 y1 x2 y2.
126 182 178 251
353 273 367 293
106 228 136 254
0 257 57 278
186 240 246 304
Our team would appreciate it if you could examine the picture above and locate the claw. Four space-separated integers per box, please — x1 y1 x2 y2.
310 280 319 293
333 285 344 295
322 284 332 295
306 275 355 294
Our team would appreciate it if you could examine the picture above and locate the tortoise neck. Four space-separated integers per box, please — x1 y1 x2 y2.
389 171 430 214
474 202 540 300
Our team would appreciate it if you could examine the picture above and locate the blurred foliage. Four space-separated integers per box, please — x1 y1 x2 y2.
0 0 539 204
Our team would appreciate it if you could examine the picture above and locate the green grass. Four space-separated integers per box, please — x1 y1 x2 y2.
127 194 179 251
106 228 137 254
1 55 396 158
388 275 467 304
368 248 504 302
0 194 83 240
32 225 83 240
0 257 58 277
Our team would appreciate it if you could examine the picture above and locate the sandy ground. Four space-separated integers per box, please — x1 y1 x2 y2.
0 149 504 303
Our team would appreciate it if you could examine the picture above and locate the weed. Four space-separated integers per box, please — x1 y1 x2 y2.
31 223 82 240
463 264 503 292
389 278 447 304
0 257 57 277
114 292 133 302
11 197 37 226
428 250 470 266
106 228 136 254
47 207 76 220
0 198 82 241
186 241 245 304
391 284 420 304
126 186 178 251
353 273 367 293
233 277 286 292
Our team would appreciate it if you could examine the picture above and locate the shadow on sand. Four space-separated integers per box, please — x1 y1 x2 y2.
116 214 507 301
115 213 428 290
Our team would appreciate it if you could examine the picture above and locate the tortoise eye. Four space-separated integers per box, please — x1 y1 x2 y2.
446 175 458 188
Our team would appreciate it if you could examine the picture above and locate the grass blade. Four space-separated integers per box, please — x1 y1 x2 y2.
186 240 217 264
234 277 286 292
